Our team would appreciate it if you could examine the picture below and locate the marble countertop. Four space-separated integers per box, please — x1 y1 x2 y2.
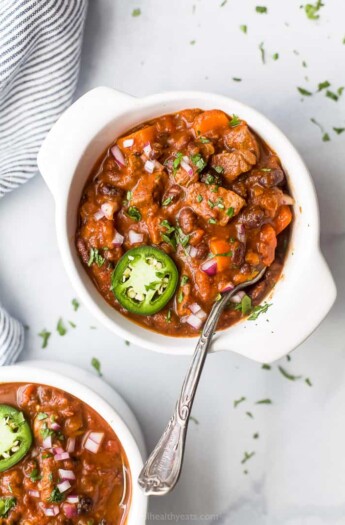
0 0 344 523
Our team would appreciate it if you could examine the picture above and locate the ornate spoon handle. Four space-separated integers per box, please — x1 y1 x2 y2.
138 268 266 496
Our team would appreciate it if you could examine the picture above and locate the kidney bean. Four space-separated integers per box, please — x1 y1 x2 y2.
178 207 198 234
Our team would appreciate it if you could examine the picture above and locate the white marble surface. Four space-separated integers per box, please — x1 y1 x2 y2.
0 0 344 523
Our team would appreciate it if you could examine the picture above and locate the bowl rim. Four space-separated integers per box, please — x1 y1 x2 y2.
38 88 337 362
0 363 148 525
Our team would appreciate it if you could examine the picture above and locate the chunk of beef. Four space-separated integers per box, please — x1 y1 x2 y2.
186 182 246 226
211 151 253 183
131 172 168 208
174 166 199 187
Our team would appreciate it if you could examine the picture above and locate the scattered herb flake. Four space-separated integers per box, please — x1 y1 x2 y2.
165 310 172 323
220 0 227 5
305 377 313 387
246 411 254 418
0 497 16 518
318 80 330 91
326 90 338 102
226 207 234 218
256 398 272 405
68 320 76 328
208 218 217 225
333 127 345 135
88 248 105 267
323 132 330 142
303 0 324 20
197 194 203 203
240 24 247 34
256 6 267 13
125 340 130 346
190 416 199 424
248 302 272 320
232 77 242 82
72 298 80 311
181 275 189 286
297 87 312 96
190 40 196 45
91 357 102 377
132 8 141 17
262 363 271 370
38 329 51 349
278 366 302 381
253 433 259 439
259 42 266 64
162 196 173 207
173 152 183 173
229 115 241 127
178 291 184 303
234 396 246 408
272 53 279 60
127 206 142 221
56 318 67 336
191 153 207 172
199 136 210 144
241 451 255 464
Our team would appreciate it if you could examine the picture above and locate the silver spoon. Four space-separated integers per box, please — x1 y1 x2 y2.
138 267 267 496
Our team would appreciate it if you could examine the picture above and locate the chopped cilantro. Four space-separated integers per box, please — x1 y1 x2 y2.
199 136 210 144
178 291 184 303
173 152 183 173
303 0 324 20
278 366 302 381
318 80 330 91
232 77 242 82
91 357 102 377
0 497 16 517
333 127 345 135
255 6 267 13
208 199 215 209
259 42 265 64
234 396 246 408
38 329 51 349
197 194 203 203
297 87 312 96
220 0 227 5
240 24 247 34
237 294 252 315
72 298 80 311
68 320 76 328
213 165 224 174
272 53 279 60
255 398 272 405
48 487 64 503
127 206 142 221
248 302 272 320
305 377 313 387
191 153 207 172
132 8 141 17
88 247 105 267
162 196 173 207
190 40 196 45
37 412 48 421
262 363 271 370
326 90 339 101
126 190 132 201
30 469 42 482
181 275 189 286
208 218 217 225
246 411 254 418
241 451 255 464
56 318 67 336
160 219 175 234
229 115 241 127
323 133 330 142
226 207 234 217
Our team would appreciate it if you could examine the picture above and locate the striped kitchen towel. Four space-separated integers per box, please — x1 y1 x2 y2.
0 0 88 363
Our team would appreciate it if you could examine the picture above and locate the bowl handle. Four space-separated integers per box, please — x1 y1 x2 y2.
37 87 136 199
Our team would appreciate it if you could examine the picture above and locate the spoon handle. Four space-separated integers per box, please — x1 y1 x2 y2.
138 268 266 496
137 292 229 496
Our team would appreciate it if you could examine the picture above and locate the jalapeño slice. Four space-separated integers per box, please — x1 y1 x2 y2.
112 246 179 315
0 405 32 472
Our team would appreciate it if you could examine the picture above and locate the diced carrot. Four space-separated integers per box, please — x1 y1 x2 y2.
118 125 156 154
274 205 292 235
258 224 277 266
192 110 229 135
209 238 232 272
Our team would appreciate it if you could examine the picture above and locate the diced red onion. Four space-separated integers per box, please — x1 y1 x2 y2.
111 145 125 167
123 138 134 148
40 504 60 517
201 258 218 276
57 480 71 493
42 435 52 449
180 315 189 323
236 223 246 243
195 309 207 321
190 303 201 314
143 142 152 156
53 447 65 455
66 438 76 454
84 437 101 454
189 246 198 258
181 160 193 176
62 503 78 519
281 194 294 205
101 202 116 220
66 495 79 504
144 160 155 173
129 230 144 244
54 452 70 461
88 432 105 445
28 490 40 498
186 314 203 330
220 282 235 293
112 231 124 246
50 422 61 431
59 469 76 481
94 209 105 221
230 291 246 304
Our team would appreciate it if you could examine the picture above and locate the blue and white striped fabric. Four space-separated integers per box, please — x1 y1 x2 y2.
0 0 88 363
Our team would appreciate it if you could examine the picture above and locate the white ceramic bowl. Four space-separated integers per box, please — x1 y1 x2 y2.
37 88 336 362
0 362 147 525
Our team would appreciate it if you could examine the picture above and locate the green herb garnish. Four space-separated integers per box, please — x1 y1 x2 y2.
240 24 247 34
162 196 173 207
255 399 272 405
132 8 141 17
255 6 267 13
259 42 265 64
297 87 312 96
248 302 272 320
88 247 105 267
173 152 183 173
48 487 64 503
38 329 51 349
56 318 67 336
191 153 207 172
241 451 255 464
72 298 80 311
197 194 203 203
0 497 16 518
303 0 324 20
278 366 302 381
208 218 217 225
91 357 102 377
234 396 246 408
127 206 142 221
318 80 330 91
181 275 189 286
229 115 241 127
